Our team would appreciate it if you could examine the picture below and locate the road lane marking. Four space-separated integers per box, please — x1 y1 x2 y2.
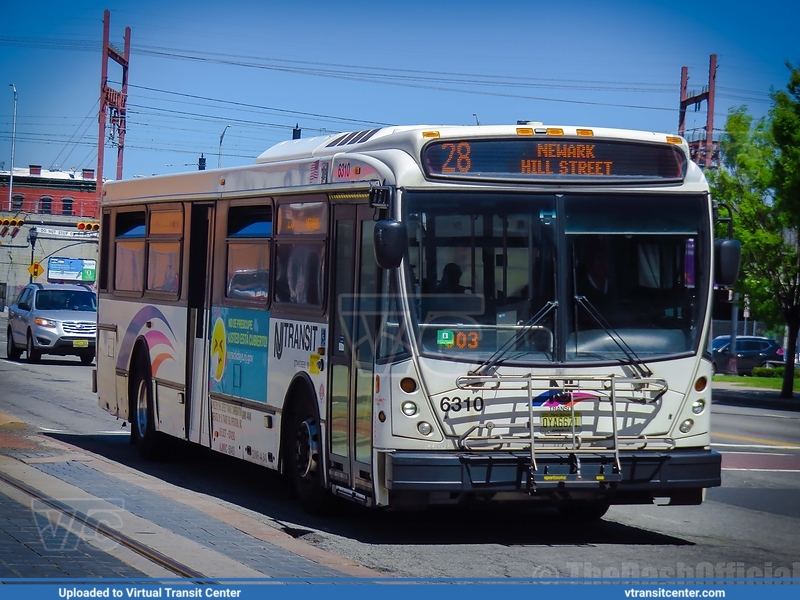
714 408 800 420
712 432 800 447
722 468 800 472
719 451 794 456
714 443 800 450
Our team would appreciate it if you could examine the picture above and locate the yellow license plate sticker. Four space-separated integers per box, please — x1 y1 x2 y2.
72 339 89 348
541 412 582 429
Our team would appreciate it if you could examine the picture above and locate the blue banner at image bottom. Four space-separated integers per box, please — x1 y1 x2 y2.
0 583 798 600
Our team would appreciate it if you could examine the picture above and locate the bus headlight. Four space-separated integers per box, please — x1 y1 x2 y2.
691 399 706 414
679 419 694 433
401 401 418 416
417 421 433 436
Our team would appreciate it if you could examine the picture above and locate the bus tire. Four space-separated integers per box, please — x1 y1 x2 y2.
130 352 161 460
285 390 330 514
557 500 611 521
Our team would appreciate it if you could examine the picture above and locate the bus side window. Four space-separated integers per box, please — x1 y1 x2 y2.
274 243 324 306
146 208 183 296
273 199 327 307
114 210 146 294
226 205 272 303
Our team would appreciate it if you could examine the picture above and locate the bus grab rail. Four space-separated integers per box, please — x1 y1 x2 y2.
456 374 668 402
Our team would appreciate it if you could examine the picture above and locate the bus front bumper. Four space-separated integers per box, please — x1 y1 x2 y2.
386 448 720 501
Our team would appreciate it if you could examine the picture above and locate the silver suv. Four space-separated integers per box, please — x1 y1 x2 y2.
6 283 97 364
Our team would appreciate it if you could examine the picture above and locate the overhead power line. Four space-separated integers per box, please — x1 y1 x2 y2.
133 46 680 112
123 83 393 128
1 35 688 113
49 99 100 170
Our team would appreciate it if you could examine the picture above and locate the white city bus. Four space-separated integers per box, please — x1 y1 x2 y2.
95 123 740 517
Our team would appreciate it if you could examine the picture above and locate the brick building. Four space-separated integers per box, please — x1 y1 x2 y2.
0 165 99 310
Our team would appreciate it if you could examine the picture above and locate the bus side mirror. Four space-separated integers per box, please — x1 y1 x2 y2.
714 238 741 287
374 220 406 269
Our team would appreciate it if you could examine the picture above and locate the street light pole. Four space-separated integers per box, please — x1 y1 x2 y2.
8 83 17 211
218 125 230 169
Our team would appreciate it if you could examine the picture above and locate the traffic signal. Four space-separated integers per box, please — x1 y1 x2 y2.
10 218 22 237
77 221 100 232
1 218 24 237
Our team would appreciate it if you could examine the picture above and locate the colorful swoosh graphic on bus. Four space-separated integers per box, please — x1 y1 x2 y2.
533 390 597 407
116 305 178 376
144 329 177 376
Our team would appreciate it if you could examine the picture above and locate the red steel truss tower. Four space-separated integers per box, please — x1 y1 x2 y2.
678 54 718 169
97 10 131 201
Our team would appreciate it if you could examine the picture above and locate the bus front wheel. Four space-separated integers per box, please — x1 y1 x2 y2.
130 354 161 460
286 395 330 514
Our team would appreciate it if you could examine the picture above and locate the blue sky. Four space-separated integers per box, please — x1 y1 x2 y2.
1 0 797 179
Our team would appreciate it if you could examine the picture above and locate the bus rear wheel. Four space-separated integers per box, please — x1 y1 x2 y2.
130 354 161 460
286 395 330 514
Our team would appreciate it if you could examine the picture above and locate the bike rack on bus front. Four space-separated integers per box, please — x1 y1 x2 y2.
454 374 670 491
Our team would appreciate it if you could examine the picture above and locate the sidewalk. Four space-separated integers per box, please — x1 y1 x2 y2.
711 380 800 412
0 409 381 581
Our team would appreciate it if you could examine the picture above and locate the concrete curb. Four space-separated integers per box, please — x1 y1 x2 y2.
712 383 800 412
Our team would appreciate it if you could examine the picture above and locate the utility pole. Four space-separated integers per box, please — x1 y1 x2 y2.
727 292 739 375
97 10 131 203
678 54 718 169
8 84 17 211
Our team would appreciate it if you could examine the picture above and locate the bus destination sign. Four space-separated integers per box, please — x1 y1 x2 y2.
423 138 687 182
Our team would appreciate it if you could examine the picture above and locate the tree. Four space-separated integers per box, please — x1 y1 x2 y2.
770 63 800 397
708 64 800 398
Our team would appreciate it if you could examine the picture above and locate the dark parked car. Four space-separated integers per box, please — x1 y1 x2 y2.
6 283 97 364
711 335 784 375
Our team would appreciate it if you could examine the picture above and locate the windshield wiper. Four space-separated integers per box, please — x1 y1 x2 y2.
573 295 652 378
471 300 557 376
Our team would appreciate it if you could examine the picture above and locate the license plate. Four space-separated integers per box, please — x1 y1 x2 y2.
72 339 89 348
541 412 582 429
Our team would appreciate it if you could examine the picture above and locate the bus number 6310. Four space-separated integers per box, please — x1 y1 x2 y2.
440 396 484 414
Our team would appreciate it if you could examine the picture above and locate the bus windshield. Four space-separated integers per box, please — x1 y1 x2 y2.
403 191 708 365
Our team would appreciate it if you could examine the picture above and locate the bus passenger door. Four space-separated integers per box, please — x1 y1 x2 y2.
186 204 214 445
328 204 379 501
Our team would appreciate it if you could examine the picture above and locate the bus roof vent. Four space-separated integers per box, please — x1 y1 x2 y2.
326 128 381 147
